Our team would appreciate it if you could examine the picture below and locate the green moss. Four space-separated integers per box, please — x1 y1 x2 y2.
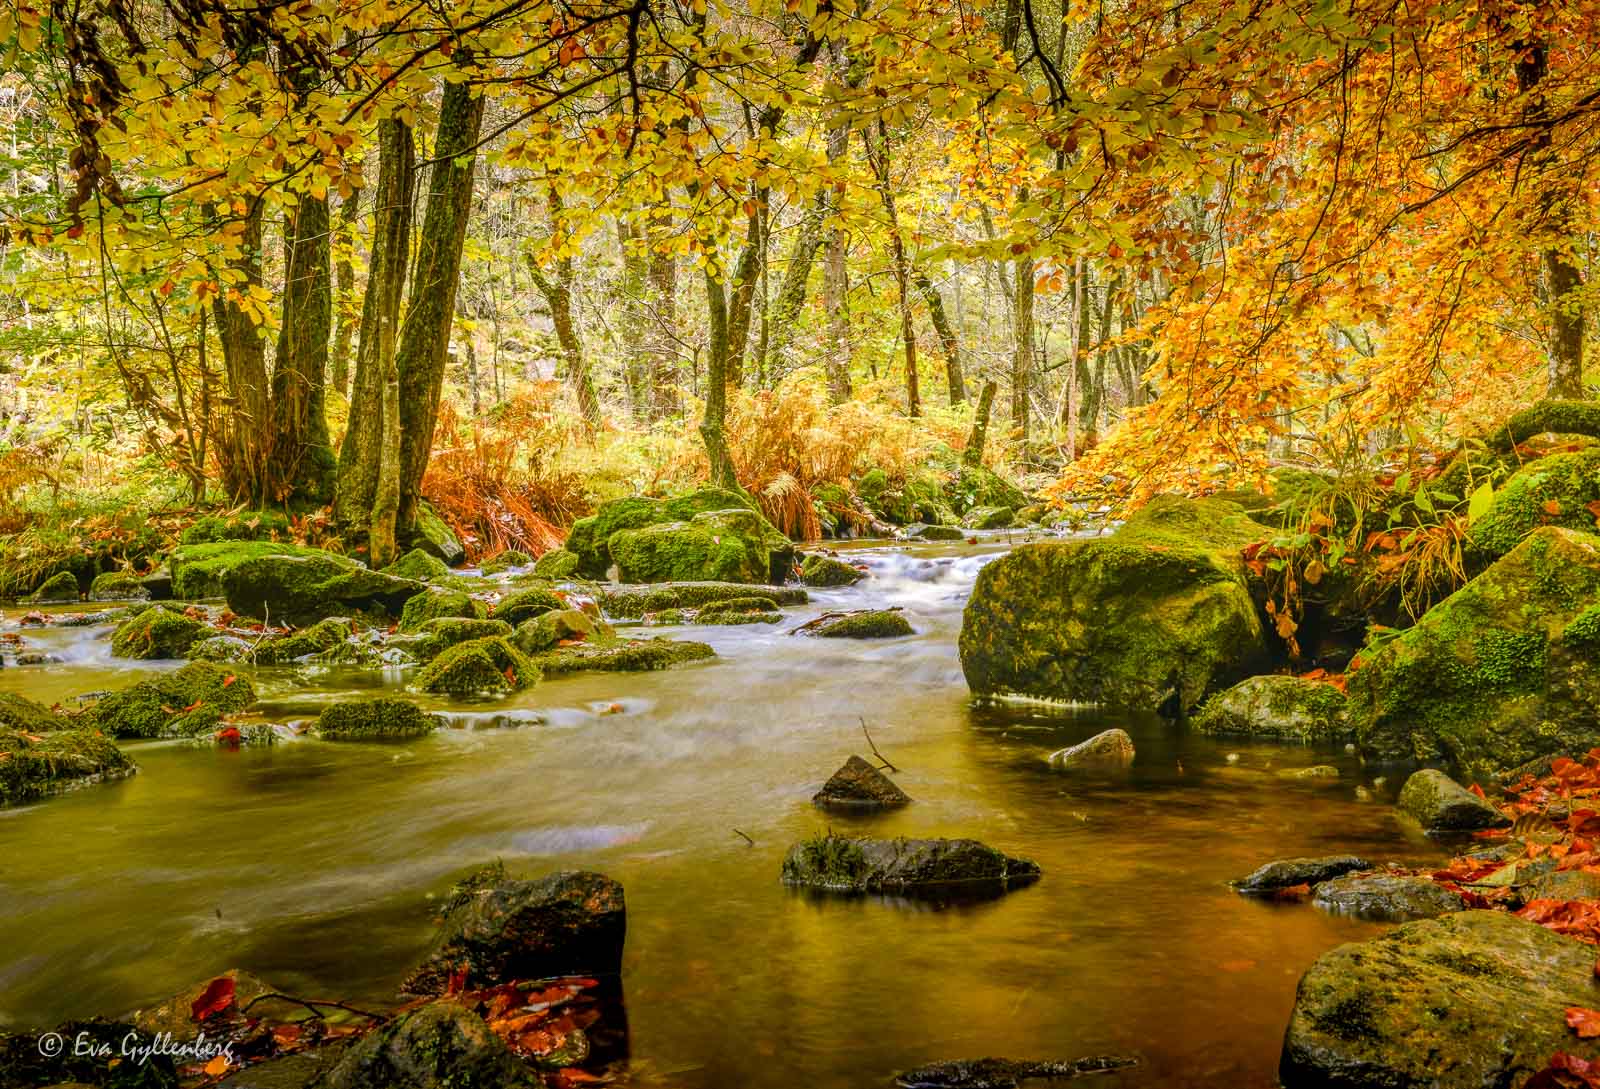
532 549 581 579
86 661 255 739
494 586 565 626
180 510 290 545
110 604 208 659
1468 447 1600 560
89 571 150 602
480 549 532 575
313 698 440 740
169 540 314 601
413 636 539 697
526 637 714 676
383 548 450 582
0 727 135 806
26 570 80 603
812 610 914 638
0 692 66 733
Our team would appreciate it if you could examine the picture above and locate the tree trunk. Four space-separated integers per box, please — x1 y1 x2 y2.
268 186 336 502
396 78 485 533
964 379 998 468
914 270 965 404
335 116 414 533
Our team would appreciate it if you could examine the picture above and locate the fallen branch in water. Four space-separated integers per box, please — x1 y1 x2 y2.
861 716 898 773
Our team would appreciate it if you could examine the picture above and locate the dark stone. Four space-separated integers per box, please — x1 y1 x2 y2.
895 1056 1138 1089
1312 873 1466 922
318 1003 533 1089
781 834 1039 898
401 870 626 996
1232 855 1373 894
813 755 911 809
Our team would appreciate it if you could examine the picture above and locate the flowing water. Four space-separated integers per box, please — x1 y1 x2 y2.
0 535 1444 1088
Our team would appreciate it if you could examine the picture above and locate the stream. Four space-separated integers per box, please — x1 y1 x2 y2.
0 534 1444 1088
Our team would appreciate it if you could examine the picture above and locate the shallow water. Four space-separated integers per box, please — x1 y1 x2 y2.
0 535 1443 1088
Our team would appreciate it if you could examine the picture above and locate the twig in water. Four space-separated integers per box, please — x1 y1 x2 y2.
860 716 898 773
733 828 754 846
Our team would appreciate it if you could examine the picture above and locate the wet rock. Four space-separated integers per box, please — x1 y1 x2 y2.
401 870 626 996
799 553 865 587
1191 675 1350 743
532 548 581 579
1312 873 1466 922
408 500 466 567
526 637 714 676
1348 527 1600 778
511 608 611 655
0 727 135 806
493 586 566 627
609 508 795 585
1397 769 1509 833
959 496 1269 712
1281 910 1600 1089
223 551 429 627
895 1056 1138 1088
314 698 441 741
1232 855 1373 894
961 506 1015 530
1046 728 1135 771
383 549 450 582
808 609 914 638
600 581 807 618
88 571 150 603
413 636 539 697
781 834 1039 897
813 755 911 809
109 604 208 659
86 661 256 739
26 570 80 603
904 523 967 542
398 588 484 633
320 1003 534 1089
566 487 783 578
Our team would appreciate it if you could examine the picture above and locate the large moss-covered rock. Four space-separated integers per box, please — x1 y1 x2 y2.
599 581 807 619
1191 675 1350 743
85 661 255 739
110 604 209 659
1347 527 1600 777
959 496 1269 710
1280 911 1600 1089
781 834 1040 898
398 588 484 633
0 727 135 806
413 636 538 697
320 1003 534 1089
565 487 774 577
170 541 318 601
401 869 626 996
314 698 441 741
224 551 428 626
1468 446 1600 561
609 508 794 585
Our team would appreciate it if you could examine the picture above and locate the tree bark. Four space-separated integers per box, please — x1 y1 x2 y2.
396 78 485 533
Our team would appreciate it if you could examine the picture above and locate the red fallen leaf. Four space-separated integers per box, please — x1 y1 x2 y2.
190 976 236 1021
1570 1010 1600 1041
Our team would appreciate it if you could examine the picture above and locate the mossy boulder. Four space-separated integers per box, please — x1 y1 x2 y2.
224 551 428 627
1468 446 1600 561
1347 527 1600 777
320 1003 535 1089
1191 675 1350 743
169 540 318 601
800 553 864 587
810 610 914 638
399 588 485 633
110 604 208 660
405 617 514 663
480 549 532 575
383 548 450 582
85 661 255 739
1280 911 1600 1089
0 691 65 733
1396 768 1510 833
180 510 289 545
88 571 150 602
781 834 1040 898
532 548 582 579
413 636 539 697
526 637 714 676
26 570 79 603
609 508 794 585
510 609 610 655
0 727 135 806
565 487 770 577
959 495 1269 712
961 505 1015 530
313 698 441 741
494 586 565 626
599 582 807 619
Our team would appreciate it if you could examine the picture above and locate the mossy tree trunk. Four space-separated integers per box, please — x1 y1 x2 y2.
395 77 485 534
335 116 414 536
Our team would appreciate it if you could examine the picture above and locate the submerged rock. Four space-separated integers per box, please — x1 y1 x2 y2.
109 603 208 659
959 496 1268 712
895 1056 1138 1088
1191 675 1349 743
1046 728 1134 770
800 553 865 587
1347 527 1600 777
781 834 1039 897
1397 769 1509 833
320 1003 534 1089
86 661 255 739
813 755 912 809
1281 910 1600 1089
808 609 914 638
413 636 539 697
1232 855 1373 894
0 727 135 806
599 581 808 619
314 698 441 741
1312 873 1466 922
526 637 714 676
401 869 626 996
